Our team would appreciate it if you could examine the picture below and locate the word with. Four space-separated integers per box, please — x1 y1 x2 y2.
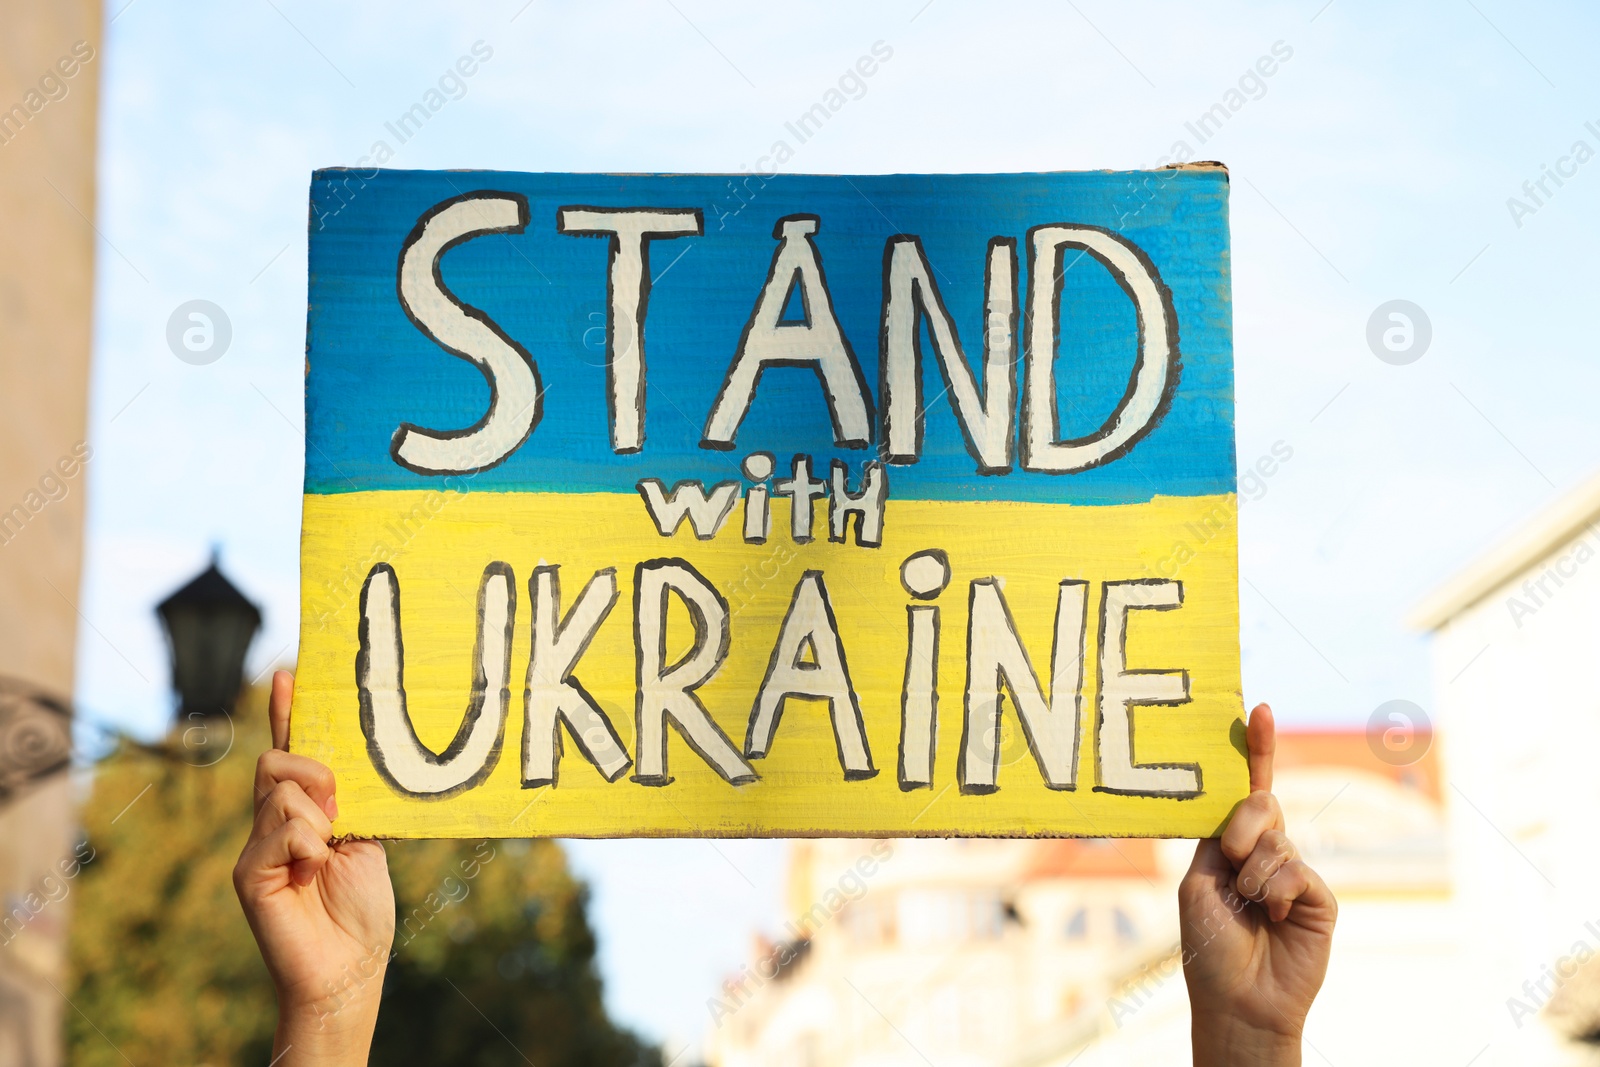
713 41 895 231
0 40 95 148
1505 527 1598 629
1506 119 1600 229
314 841 497 1029
313 41 495 231
709 840 894 1026
638 454 887 546
0 440 93 548
1506 916 1600 1028
1141 440 1292 580
393 197 1177 478
1 839 96 946
1182 41 1294 147
355 553 1199 798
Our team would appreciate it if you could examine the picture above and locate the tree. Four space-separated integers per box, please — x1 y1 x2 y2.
67 682 656 1067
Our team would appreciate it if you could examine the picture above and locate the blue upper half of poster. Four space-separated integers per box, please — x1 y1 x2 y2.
304 168 1234 504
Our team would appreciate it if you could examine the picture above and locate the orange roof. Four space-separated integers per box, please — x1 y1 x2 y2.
1008 729 1438 884
1023 837 1161 880
1274 728 1442 802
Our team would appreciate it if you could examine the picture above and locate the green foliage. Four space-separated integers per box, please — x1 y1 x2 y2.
67 684 657 1067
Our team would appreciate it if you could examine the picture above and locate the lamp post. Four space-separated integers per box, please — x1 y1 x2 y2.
156 553 262 724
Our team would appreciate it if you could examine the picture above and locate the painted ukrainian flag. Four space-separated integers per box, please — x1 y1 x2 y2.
293 167 1243 839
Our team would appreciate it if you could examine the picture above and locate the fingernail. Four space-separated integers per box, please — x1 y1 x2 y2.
325 795 339 820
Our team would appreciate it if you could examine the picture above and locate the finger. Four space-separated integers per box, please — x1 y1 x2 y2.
1232 829 1297 905
254 749 338 821
1185 837 1233 881
236 816 331 891
1247 702 1275 794
1220 790 1285 866
1178 839 1234 927
253 779 333 843
1253 858 1336 925
269 670 294 752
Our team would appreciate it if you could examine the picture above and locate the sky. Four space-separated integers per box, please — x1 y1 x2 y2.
73 0 1600 1047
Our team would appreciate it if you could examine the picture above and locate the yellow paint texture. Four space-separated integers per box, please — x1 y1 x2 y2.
294 489 1244 838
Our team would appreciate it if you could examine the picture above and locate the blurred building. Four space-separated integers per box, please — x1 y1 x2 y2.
705 730 1456 1067
0 0 102 1064
709 460 1600 1067
1414 468 1600 1063
707 834 1174 1067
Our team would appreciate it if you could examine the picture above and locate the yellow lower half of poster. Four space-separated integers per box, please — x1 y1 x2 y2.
293 489 1244 838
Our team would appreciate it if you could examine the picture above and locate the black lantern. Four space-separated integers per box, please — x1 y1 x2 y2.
156 553 262 721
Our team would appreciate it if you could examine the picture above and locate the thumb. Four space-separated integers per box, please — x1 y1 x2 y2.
1247 702 1275 793
1185 837 1232 880
269 670 294 752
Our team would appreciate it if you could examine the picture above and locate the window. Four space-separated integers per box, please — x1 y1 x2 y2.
969 891 1005 940
897 889 1008 945
1065 907 1088 941
843 899 894 946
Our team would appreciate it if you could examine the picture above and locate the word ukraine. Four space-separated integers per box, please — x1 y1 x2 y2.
296 168 1243 838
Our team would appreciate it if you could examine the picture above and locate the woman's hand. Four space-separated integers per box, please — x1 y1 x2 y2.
1180 703 1337 1067
233 670 394 1066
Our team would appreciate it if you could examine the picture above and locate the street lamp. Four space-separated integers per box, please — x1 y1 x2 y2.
156 553 262 722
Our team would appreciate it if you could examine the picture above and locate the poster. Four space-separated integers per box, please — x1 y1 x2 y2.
293 166 1244 838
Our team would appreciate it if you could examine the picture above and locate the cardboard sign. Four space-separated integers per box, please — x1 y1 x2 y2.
293 167 1244 839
